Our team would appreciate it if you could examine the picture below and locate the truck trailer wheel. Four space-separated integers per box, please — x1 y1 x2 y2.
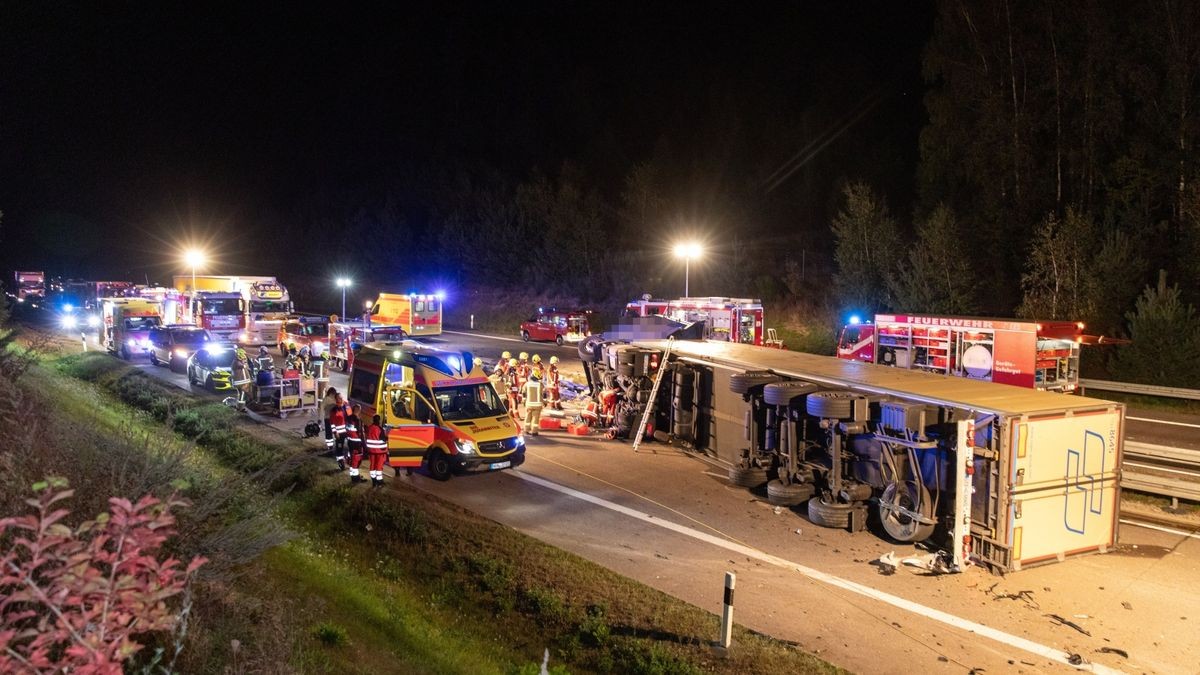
578 335 604 362
879 480 936 543
728 465 768 488
767 479 814 506
807 497 853 529
805 391 859 419
763 381 820 406
729 371 782 395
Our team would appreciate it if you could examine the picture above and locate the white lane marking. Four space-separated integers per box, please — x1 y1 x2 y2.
1123 461 1200 478
1120 519 1200 540
511 470 1120 673
1127 416 1200 430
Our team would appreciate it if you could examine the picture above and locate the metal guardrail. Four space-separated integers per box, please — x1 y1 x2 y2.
1080 378 1200 401
1122 473 1200 502
1124 440 1200 464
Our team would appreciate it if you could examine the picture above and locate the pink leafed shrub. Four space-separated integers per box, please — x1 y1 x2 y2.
0 479 204 674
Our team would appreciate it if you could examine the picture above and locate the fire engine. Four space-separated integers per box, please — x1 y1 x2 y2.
173 275 292 346
837 314 1084 392
171 276 248 343
13 271 45 302
368 292 443 337
520 308 590 345
624 296 764 346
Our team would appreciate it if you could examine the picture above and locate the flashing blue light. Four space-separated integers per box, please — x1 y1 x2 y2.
435 290 447 301
63 303 75 313
446 355 461 371
204 344 227 355
849 315 862 325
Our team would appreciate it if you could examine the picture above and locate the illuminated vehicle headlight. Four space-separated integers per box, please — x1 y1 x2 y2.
455 439 477 455
139 338 151 347
127 338 137 347
515 435 526 447
174 349 188 358
63 303 75 313
86 315 99 328
61 316 78 330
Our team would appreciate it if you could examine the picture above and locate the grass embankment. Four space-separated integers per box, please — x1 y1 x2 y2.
28 349 838 674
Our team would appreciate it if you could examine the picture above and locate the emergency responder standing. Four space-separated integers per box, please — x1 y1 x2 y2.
522 370 545 436
505 357 521 418
256 345 274 374
546 355 562 410
321 386 339 459
345 403 365 484
517 352 531 385
530 354 545 382
364 414 388 488
330 393 349 470
231 348 253 410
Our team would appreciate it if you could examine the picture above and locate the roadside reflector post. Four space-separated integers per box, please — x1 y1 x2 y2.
719 571 735 649
470 314 475 329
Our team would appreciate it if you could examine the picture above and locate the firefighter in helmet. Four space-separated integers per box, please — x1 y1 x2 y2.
522 370 546 435
546 355 562 410
530 353 545 381
506 357 521 417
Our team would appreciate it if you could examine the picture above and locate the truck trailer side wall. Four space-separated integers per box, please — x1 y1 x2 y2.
589 339 1122 572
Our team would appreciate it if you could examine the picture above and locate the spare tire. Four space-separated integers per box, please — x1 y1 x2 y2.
805 391 860 419
807 496 853 529
879 480 936 543
729 371 782 395
728 465 768 488
766 479 814 506
578 335 605 362
763 381 820 406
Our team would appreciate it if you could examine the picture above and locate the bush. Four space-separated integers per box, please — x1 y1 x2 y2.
312 622 349 647
577 603 610 647
0 480 204 672
1110 273 1200 386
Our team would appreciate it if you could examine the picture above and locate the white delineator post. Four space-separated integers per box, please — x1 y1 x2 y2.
720 571 735 648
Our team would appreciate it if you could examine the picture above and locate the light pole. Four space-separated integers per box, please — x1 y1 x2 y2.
336 278 352 320
184 249 205 321
673 242 702 297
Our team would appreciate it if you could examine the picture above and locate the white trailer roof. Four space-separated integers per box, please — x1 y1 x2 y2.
636 339 1118 417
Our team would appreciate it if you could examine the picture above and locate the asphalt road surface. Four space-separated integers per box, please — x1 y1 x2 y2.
22 312 1200 673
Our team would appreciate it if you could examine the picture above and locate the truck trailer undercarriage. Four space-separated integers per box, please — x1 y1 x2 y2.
581 338 1123 573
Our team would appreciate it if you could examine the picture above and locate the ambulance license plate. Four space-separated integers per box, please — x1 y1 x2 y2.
489 461 511 470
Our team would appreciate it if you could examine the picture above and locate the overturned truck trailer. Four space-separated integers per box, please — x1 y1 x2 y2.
581 338 1123 573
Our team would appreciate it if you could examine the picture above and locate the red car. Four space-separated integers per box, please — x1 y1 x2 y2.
520 308 590 346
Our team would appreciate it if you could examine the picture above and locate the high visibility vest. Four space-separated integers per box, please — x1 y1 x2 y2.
345 415 361 442
365 424 387 453
523 380 544 407
329 405 347 434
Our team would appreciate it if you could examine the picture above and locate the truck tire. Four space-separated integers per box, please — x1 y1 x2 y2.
766 479 814 506
578 335 604 362
728 465 768 488
617 363 635 378
729 371 782 395
879 480 936 543
805 391 859 419
763 381 820 406
807 497 853 529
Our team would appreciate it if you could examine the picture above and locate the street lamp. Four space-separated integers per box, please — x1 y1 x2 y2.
673 242 703 297
336 278 352 320
184 249 206 320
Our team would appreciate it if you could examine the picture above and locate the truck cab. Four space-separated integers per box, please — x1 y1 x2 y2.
102 299 163 360
347 342 524 480
192 292 246 343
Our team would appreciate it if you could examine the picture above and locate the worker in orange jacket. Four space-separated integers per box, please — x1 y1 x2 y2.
345 404 365 484
545 355 562 410
364 415 389 488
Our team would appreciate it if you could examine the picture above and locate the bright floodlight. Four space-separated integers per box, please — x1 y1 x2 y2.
336 278 352 288
184 249 206 268
673 242 702 259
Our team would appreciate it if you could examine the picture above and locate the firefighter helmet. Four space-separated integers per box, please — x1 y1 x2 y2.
532 354 541 363
549 356 559 364
508 358 518 367
473 357 483 368
501 351 512 359
519 351 529 361
529 370 540 380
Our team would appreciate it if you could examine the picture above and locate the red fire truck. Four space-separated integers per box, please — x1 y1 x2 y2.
623 296 765 346
836 313 1084 391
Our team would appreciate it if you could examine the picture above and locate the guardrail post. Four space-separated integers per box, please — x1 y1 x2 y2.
719 571 735 649
470 314 475 329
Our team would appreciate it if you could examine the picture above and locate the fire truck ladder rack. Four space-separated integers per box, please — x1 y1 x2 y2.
632 337 674 453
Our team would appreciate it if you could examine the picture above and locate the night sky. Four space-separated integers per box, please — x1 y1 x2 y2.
0 2 932 283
